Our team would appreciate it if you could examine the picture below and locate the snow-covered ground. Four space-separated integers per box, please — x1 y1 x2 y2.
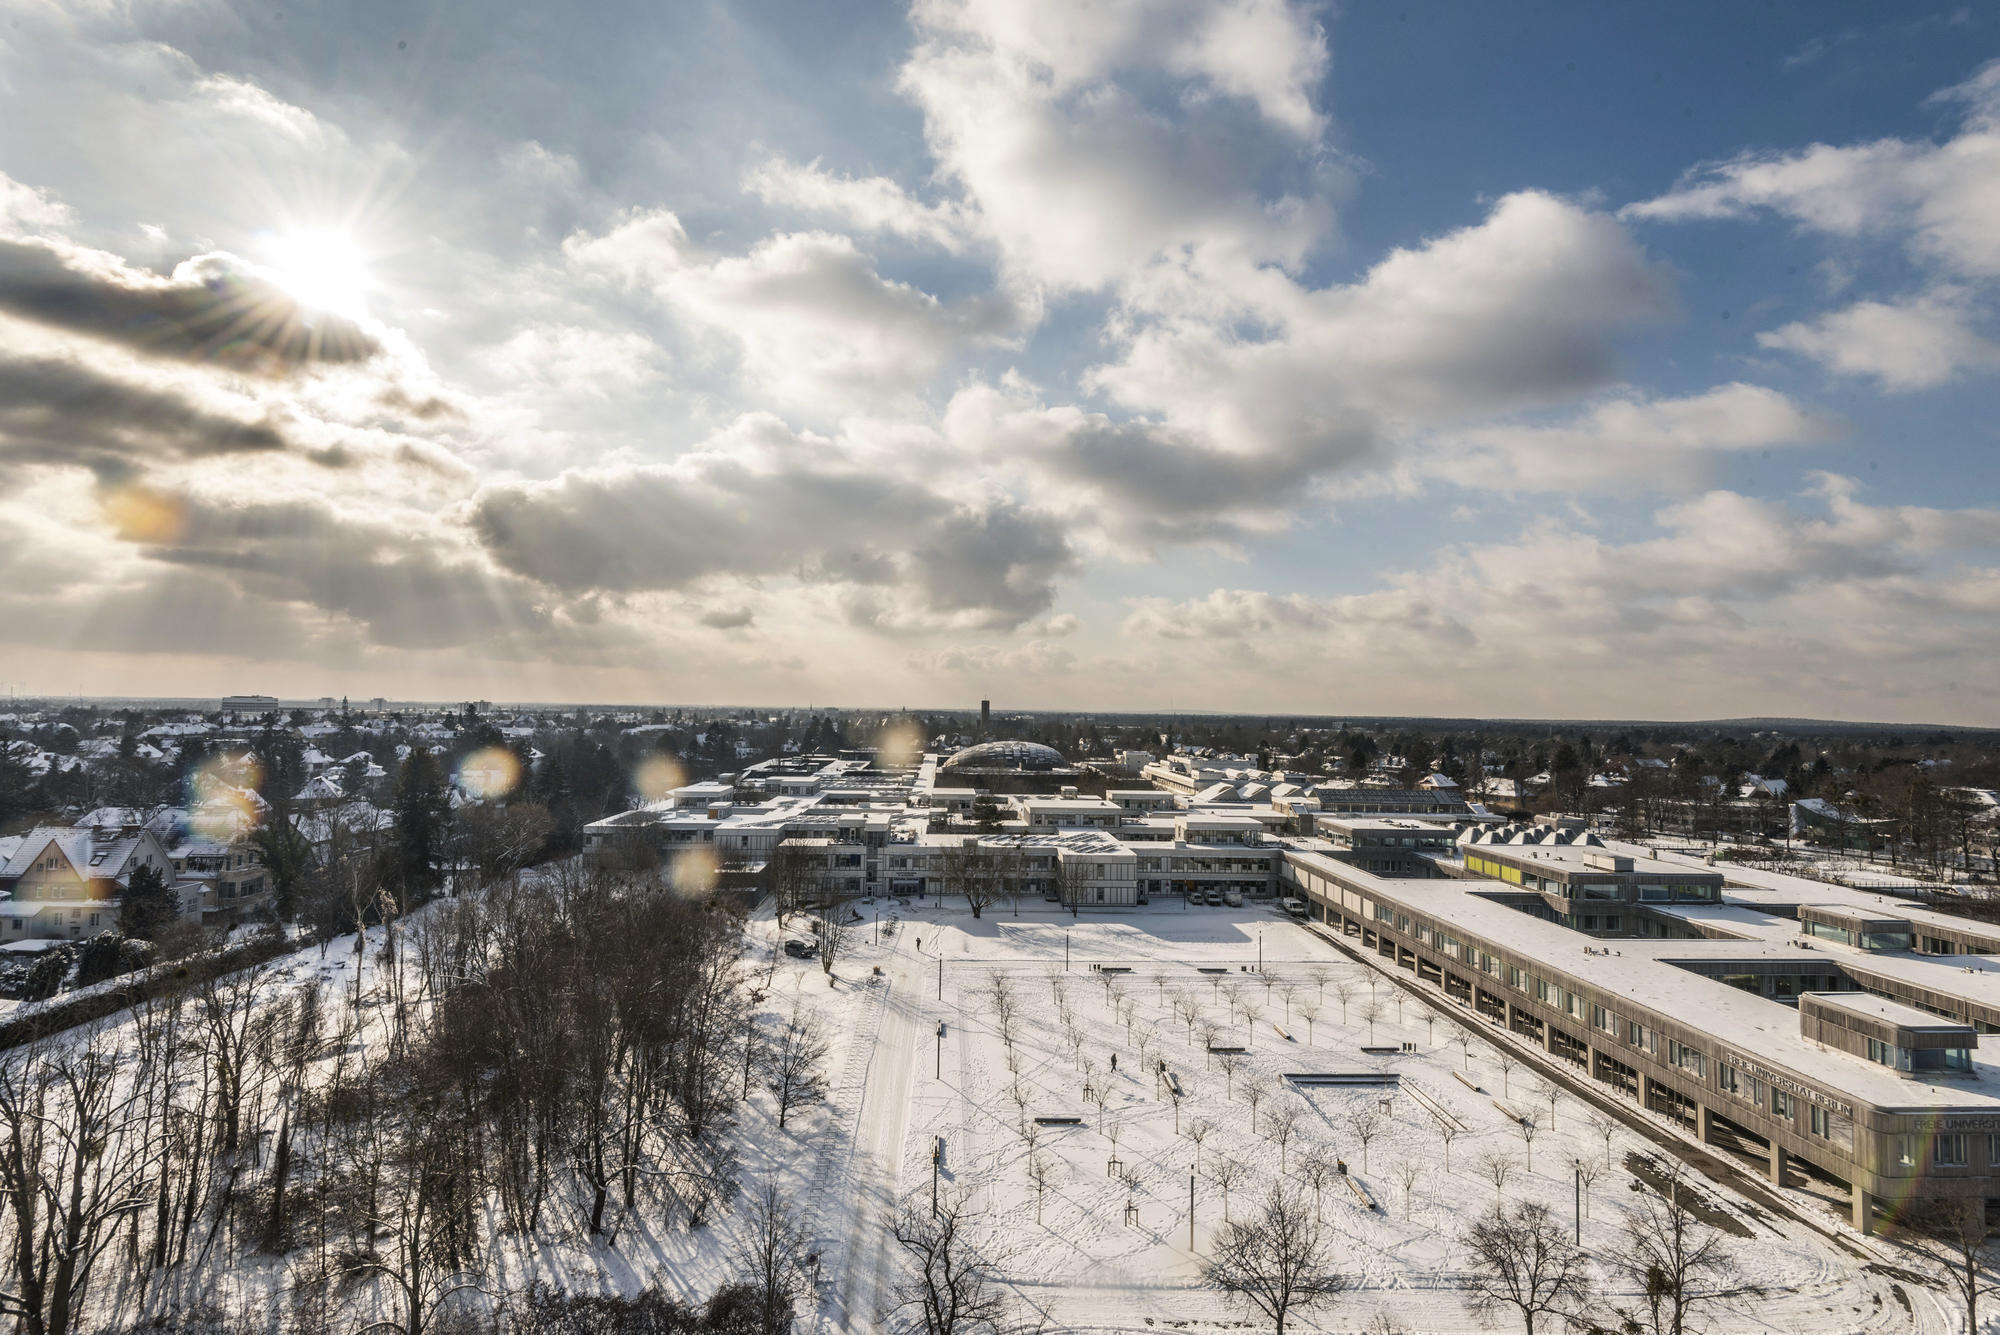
788 898 1964 1334
13 893 1968 1333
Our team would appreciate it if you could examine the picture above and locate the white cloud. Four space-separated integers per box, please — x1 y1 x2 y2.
1627 59 2000 279
899 0 1335 292
0 172 73 234
1757 290 1999 390
468 413 1076 632
1431 383 1834 493
745 157 974 252
478 325 665 397
568 214 1022 410
1125 478 2000 719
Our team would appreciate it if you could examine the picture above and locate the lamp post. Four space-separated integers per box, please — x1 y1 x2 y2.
936 951 943 1000
1573 1159 1582 1243
1064 930 1071 972
936 1021 945 1079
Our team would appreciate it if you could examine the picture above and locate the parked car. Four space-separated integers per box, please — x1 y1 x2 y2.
1203 890 1222 906
1223 890 1244 908
1279 897 1308 918
782 939 816 959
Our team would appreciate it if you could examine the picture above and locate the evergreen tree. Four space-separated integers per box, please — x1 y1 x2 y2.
118 863 181 941
391 746 453 899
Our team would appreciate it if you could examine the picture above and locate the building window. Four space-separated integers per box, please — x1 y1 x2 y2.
1718 1063 1740 1096
1934 1134 1969 1167
1771 1090 1795 1120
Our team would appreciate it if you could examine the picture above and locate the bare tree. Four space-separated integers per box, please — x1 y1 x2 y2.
1587 1110 1619 1168
1347 1104 1383 1175
1026 1151 1055 1226
1575 1157 1603 1219
959 846 1000 920
1608 1162 1743 1335
888 1187 1009 1335
1305 965 1332 1001
1519 1113 1539 1172
1299 1145 1340 1222
1449 1026 1475 1071
1462 1200 1594 1335
0 1038 151 1335
1296 996 1321 1046
1393 1159 1427 1218
768 840 817 926
1358 997 1385 1045
769 995 831 1129
1216 1051 1245 1099
1531 1076 1562 1129
735 1182 816 1335
1333 977 1357 1025
1243 1077 1266 1122
1266 1103 1301 1170
1187 1118 1214 1167
1203 1155 1248 1222
815 907 850 978
1476 1150 1518 1196
1495 1049 1518 1099
1202 1185 1347 1335
1899 1197 2000 1335
1436 1121 1461 1174
1165 1078 1189 1134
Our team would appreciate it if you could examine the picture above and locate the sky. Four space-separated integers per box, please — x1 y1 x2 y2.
0 0 1996 724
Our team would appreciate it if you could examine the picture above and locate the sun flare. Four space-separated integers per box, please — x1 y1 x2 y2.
263 228 371 317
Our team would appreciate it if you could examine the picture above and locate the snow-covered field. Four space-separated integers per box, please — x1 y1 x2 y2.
781 899 1962 1334
11 893 1966 1333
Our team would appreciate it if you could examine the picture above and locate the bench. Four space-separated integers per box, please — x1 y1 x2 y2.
1285 1072 1401 1086
1033 1116 1085 1126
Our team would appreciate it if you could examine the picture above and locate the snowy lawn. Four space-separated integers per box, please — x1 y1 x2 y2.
820 899 1962 1334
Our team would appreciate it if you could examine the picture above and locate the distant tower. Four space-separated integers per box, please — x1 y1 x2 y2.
980 699 991 730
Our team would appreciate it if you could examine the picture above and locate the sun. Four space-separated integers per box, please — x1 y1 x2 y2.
263 228 372 318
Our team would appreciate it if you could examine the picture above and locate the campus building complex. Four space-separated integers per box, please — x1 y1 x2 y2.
1281 831 2000 1233
583 739 2000 1231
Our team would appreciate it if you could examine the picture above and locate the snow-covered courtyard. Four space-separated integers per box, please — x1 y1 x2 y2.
776 898 1963 1333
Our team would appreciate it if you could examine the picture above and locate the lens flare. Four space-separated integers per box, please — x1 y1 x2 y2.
671 845 719 896
456 746 521 801
189 755 263 840
100 484 186 543
876 721 925 769
633 753 687 802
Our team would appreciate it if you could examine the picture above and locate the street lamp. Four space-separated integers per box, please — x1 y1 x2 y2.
1065 929 1070 972
1573 1158 1582 1243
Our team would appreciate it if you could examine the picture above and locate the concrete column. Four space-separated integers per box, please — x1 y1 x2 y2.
1637 1071 1653 1112
1851 1186 1873 1234
1697 1103 1716 1145
1543 1025 1560 1056
1769 1141 1787 1188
